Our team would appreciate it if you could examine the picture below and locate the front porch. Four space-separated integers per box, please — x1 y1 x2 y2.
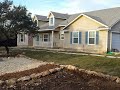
33 30 60 48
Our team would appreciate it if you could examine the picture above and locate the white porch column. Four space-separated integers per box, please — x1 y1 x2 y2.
51 30 54 48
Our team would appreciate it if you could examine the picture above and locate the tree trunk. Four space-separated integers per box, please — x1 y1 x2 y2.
5 46 9 55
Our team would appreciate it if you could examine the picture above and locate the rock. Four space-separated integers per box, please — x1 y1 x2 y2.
116 77 120 83
110 77 118 81
6 78 17 85
49 62 55 64
55 68 62 71
34 73 42 78
17 76 31 82
41 70 50 76
60 65 65 69
79 69 85 72
49 68 57 73
9 85 15 88
30 73 36 78
0 80 4 85
66 65 78 70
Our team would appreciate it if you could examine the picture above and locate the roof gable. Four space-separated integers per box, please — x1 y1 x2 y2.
48 11 70 19
63 14 108 29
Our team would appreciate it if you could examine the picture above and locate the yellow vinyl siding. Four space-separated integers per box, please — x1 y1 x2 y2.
63 15 108 54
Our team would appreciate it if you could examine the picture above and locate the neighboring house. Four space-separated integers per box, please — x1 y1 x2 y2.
17 7 120 54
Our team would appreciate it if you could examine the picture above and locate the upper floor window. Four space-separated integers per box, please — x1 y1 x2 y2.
49 17 54 26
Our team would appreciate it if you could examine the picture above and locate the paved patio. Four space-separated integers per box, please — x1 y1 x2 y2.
0 57 47 76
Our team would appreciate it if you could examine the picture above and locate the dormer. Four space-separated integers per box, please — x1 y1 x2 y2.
33 15 48 28
48 12 55 26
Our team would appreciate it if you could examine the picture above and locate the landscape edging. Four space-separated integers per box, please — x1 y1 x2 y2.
60 65 120 84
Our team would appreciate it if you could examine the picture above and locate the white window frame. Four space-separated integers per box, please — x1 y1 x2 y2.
43 33 49 42
72 31 79 44
60 31 64 40
88 30 96 45
49 17 54 26
19 33 25 42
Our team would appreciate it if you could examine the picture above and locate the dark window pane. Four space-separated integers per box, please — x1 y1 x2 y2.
44 39 48 42
89 38 95 44
73 38 78 43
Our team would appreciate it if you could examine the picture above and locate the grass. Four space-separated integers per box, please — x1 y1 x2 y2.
23 50 120 77
0 47 120 77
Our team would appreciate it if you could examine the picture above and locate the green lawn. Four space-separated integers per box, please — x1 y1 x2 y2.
23 50 120 77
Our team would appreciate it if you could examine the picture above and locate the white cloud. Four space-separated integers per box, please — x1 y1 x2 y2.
28 0 120 16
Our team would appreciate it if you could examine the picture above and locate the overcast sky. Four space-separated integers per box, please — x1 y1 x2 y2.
1 0 120 16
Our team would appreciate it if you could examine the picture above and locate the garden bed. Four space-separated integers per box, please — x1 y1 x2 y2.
0 69 120 90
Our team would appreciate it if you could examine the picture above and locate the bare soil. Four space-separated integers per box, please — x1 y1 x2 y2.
0 64 58 80
0 69 120 90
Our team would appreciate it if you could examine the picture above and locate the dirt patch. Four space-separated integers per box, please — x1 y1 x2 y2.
0 69 120 90
0 64 58 80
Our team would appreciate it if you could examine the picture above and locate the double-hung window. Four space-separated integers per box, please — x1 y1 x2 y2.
20 33 25 42
72 32 79 44
88 31 96 44
44 34 49 42
60 31 64 40
49 17 54 26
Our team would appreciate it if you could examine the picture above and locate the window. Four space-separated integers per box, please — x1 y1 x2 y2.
20 33 25 42
72 32 79 43
49 17 54 26
88 31 96 44
60 31 64 40
44 34 49 42
36 34 39 41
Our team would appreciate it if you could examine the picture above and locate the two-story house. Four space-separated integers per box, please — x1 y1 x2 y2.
17 7 120 54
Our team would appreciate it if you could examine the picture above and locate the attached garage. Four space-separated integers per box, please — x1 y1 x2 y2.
112 32 120 52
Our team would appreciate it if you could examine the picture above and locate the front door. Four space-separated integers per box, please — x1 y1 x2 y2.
33 34 40 46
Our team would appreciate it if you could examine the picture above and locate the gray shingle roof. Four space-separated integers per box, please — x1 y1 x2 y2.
35 15 48 21
39 22 60 30
85 7 120 27
51 11 70 19
39 7 120 31
62 7 120 28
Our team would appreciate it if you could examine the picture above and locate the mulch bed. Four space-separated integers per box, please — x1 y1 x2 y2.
0 69 120 90
0 64 59 80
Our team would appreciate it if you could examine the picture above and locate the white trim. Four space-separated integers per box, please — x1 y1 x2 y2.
51 31 54 48
47 11 54 18
58 25 66 26
88 30 96 45
63 14 108 30
72 31 79 44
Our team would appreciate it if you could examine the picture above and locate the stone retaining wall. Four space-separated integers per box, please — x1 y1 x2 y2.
0 64 120 88
61 65 120 84
0 66 63 88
